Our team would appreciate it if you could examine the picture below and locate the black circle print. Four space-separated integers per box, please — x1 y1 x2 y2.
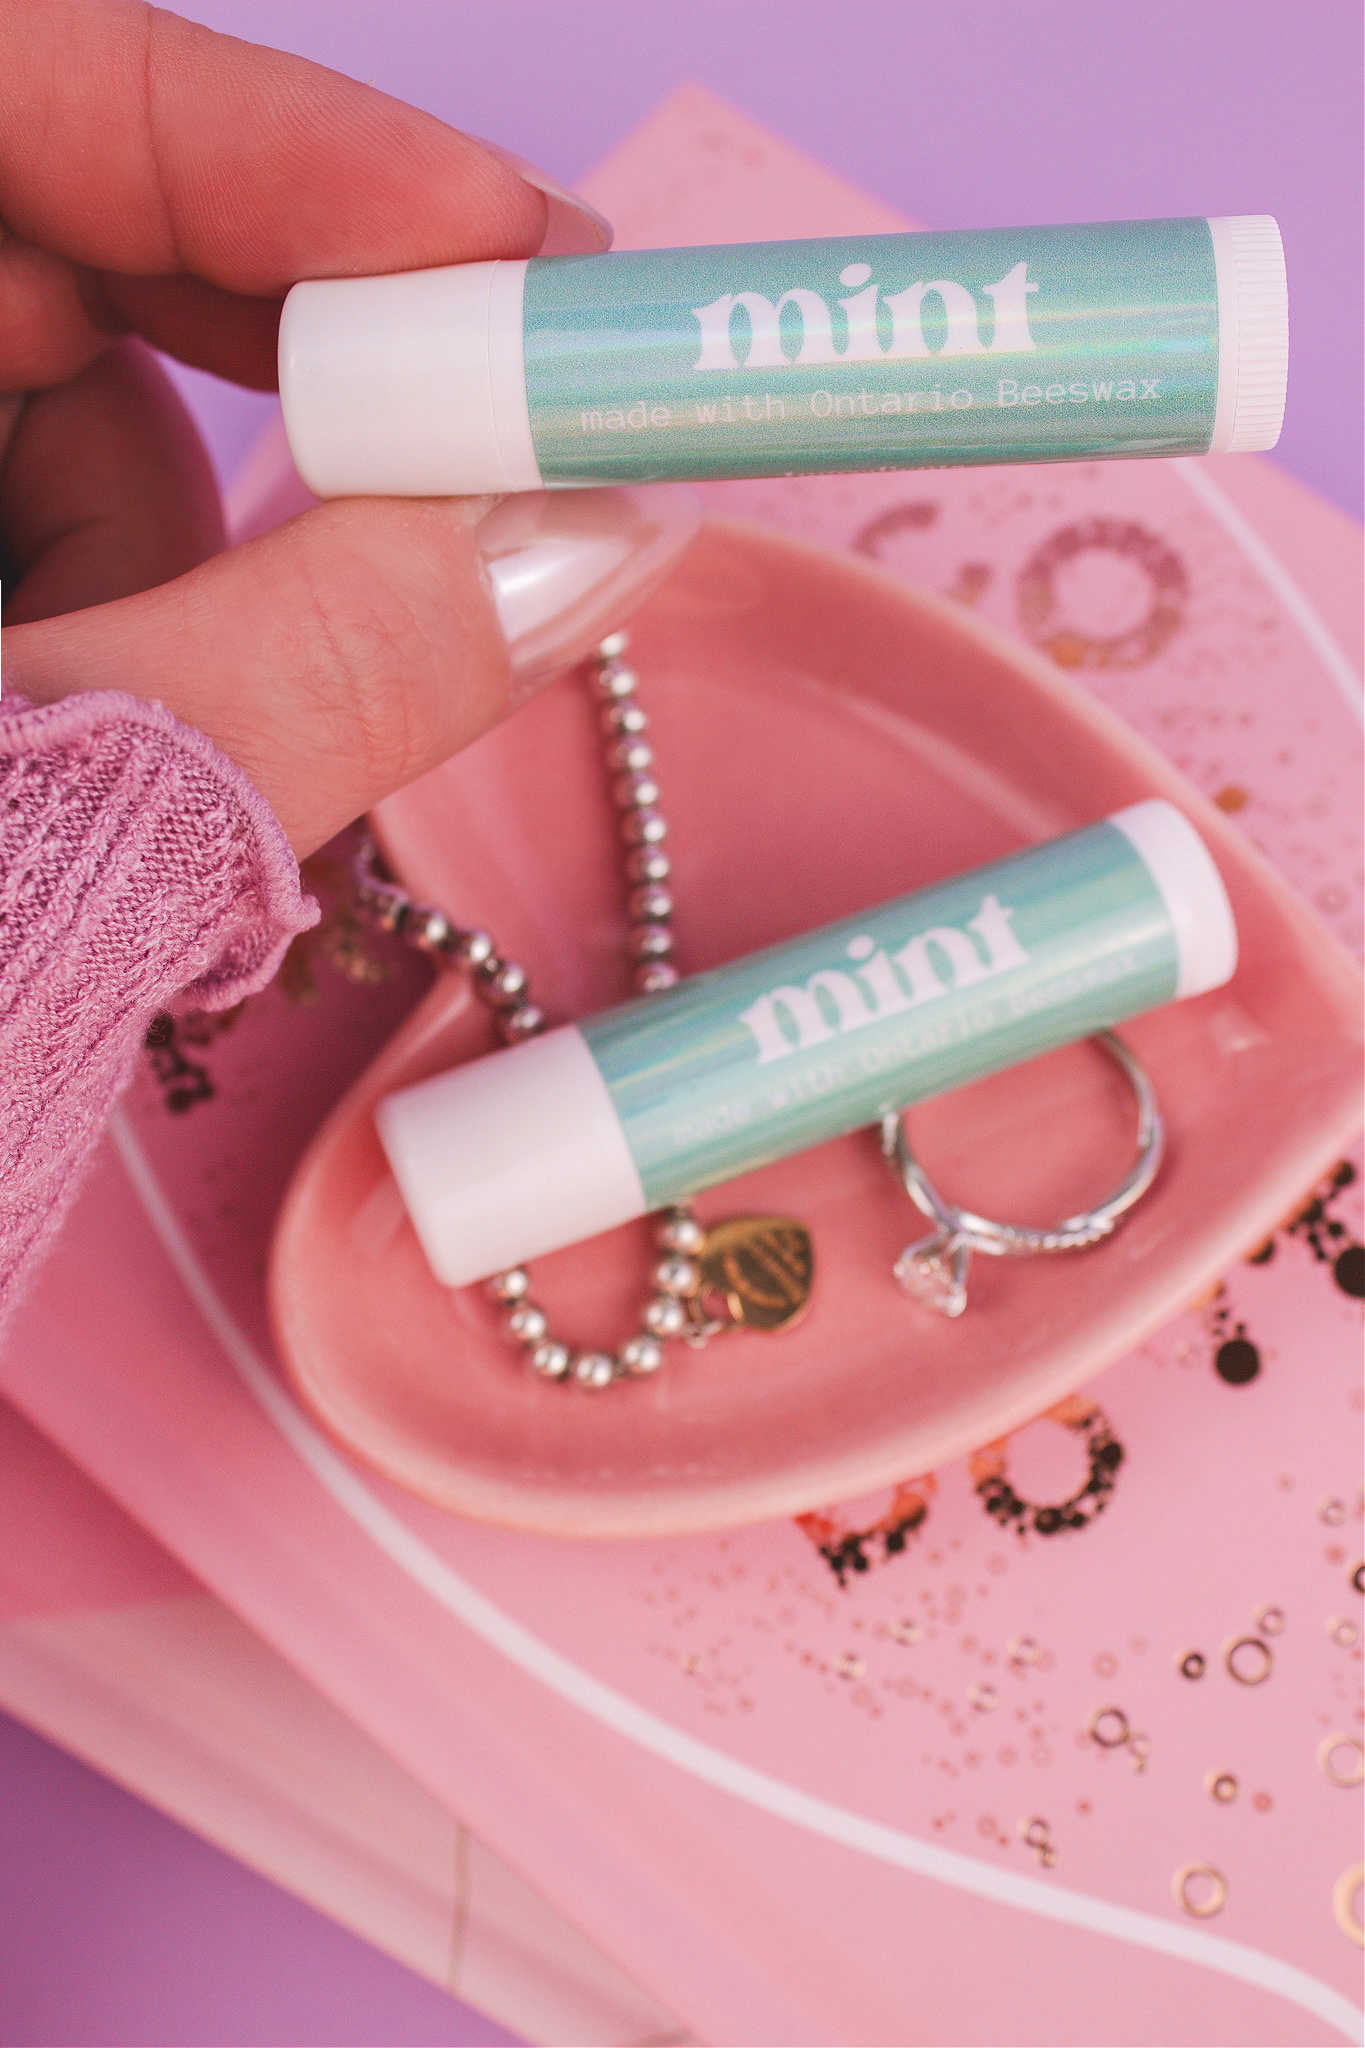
1215 1337 1261 1386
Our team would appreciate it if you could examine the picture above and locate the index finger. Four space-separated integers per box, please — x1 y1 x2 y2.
0 0 548 290
0 0 577 390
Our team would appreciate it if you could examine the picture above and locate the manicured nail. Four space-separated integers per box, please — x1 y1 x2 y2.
473 137 613 255
477 487 702 702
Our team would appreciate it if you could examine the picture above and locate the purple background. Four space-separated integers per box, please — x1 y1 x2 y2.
2 4 1359 2044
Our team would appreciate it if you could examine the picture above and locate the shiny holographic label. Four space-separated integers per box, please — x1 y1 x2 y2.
581 820 1178 1207
521 219 1219 484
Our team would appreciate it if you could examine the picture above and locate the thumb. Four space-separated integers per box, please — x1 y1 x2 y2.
1 487 698 856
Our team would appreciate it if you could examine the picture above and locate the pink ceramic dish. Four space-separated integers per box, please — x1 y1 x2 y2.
268 520 1363 1538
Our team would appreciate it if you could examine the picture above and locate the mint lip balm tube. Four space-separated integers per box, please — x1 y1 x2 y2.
279 217 1286 495
376 801 1238 1289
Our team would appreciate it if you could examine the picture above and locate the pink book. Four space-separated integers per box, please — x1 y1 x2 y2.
3 89 1361 2047
0 1399 686 2044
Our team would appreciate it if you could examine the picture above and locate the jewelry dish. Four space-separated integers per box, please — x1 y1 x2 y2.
268 519 1363 1536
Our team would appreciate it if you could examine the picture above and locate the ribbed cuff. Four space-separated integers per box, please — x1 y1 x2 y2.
0 689 320 1330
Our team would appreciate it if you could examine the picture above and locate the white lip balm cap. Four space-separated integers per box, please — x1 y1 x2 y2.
375 1024 646 1289
1207 216 1288 454
278 261 541 498
1108 799 1238 998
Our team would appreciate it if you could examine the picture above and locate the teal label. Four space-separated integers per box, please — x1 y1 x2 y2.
521 219 1218 484
581 821 1178 1208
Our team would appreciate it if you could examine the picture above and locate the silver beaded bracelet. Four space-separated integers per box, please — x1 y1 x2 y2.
353 634 812 1390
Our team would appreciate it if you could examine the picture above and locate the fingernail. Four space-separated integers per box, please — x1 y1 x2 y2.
473 137 613 255
477 487 702 704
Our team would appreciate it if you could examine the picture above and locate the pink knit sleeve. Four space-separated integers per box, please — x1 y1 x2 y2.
0 690 319 1329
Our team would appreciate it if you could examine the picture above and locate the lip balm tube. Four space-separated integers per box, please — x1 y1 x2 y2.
279 217 1286 497
376 800 1237 1288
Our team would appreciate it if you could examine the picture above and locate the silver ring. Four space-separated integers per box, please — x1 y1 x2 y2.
879 1031 1164 1318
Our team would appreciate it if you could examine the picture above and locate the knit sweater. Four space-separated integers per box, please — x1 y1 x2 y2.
0 691 318 1332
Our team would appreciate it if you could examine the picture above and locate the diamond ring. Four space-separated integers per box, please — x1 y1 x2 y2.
880 1032 1164 1318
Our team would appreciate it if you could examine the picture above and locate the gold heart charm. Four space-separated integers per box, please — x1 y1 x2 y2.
697 1215 814 1333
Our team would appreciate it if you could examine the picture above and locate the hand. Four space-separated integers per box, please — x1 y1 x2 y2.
0 2 689 855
